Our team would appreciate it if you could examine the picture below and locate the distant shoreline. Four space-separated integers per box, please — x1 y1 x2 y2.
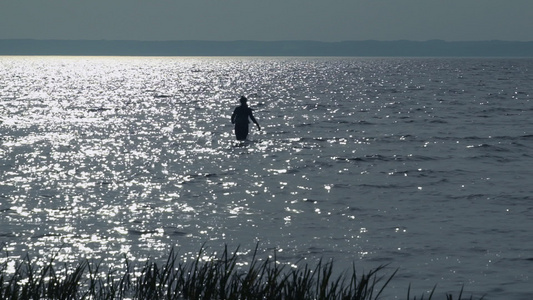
1 39 533 57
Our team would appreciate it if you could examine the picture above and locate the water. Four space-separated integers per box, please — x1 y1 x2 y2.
1 56 532 299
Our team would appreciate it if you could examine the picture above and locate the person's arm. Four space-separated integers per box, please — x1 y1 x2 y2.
249 111 260 130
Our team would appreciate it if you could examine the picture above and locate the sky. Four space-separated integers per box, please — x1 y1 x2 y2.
1 0 532 42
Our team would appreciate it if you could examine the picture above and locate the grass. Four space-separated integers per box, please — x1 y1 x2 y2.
0 245 483 300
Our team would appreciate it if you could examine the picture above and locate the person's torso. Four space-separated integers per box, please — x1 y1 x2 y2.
234 106 251 124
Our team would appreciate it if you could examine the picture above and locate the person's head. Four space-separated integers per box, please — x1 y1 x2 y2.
239 96 248 105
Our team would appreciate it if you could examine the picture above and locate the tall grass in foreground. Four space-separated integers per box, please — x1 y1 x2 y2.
0 245 483 300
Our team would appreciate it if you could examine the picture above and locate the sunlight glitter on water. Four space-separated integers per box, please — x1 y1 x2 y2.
1 56 533 299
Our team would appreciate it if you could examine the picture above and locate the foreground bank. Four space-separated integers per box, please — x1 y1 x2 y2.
0 246 484 300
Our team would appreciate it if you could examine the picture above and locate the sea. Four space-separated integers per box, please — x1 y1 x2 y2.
0 56 532 299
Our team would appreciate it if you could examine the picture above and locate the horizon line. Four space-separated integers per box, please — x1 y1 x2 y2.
2 38 533 43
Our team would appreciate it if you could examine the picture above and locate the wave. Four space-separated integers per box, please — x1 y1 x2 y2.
332 154 444 163
128 229 160 235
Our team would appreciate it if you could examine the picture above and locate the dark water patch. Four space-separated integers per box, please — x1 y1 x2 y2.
87 107 113 112
294 122 314 128
503 195 533 201
355 120 375 125
128 229 160 235
339 154 394 162
306 246 326 254
40 193 57 199
498 257 533 266
333 156 367 163
170 231 191 237
302 198 322 204
447 194 489 200
153 94 172 98
383 168 448 177
499 141 529 149
334 153 444 163
432 135 483 141
467 154 514 163
426 118 448 124
330 183 352 189
358 183 402 189
467 246 489 254
478 106 526 114
340 206 364 212
493 195 533 206
467 143 512 152
417 168 470 179
323 119 357 125
405 154 445 161
366 256 396 263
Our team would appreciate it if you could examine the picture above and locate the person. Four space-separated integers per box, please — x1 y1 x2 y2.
231 96 260 141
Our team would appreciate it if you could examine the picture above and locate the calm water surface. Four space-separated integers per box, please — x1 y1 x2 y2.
1 56 532 299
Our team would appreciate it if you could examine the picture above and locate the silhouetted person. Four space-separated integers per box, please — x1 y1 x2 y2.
231 96 260 141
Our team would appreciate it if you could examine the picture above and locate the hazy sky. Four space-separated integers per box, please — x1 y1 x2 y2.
1 0 532 42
